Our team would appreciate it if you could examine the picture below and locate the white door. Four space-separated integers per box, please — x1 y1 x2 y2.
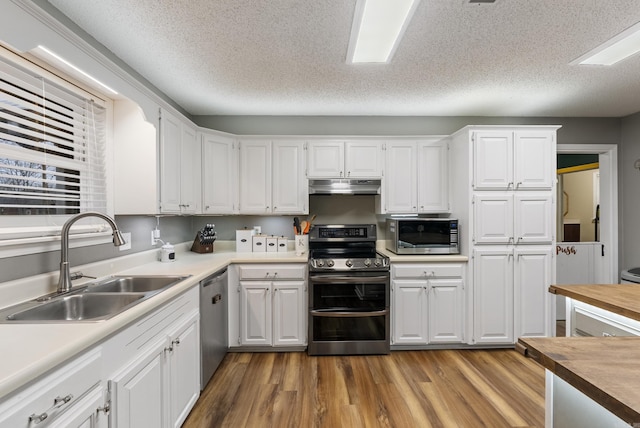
344 140 382 178
201 134 237 214
417 140 449 213
307 140 344 178
514 246 553 338
179 125 199 214
384 141 417 213
272 141 307 214
473 131 513 190
167 312 200 428
240 282 272 345
473 247 514 344
111 340 165 428
272 281 306 346
238 140 272 213
429 279 464 343
514 130 554 189
473 193 514 244
515 193 553 244
392 280 428 344
159 110 182 213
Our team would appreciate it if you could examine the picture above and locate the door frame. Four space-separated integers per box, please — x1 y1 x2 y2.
557 144 618 283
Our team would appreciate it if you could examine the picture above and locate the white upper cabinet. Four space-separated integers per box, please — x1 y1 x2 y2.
307 140 382 178
238 139 307 214
272 140 308 214
417 140 449 213
159 108 200 214
384 141 417 213
201 132 238 214
382 139 449 214
473 130 554 190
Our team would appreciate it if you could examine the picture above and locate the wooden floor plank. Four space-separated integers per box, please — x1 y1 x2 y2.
183 349 545 428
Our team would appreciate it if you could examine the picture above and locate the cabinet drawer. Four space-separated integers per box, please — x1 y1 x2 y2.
238 264 306 280
0 348 101 428
392 263 464 279
574 309 640 337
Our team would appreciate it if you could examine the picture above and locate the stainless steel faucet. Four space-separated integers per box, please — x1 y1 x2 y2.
57 212 125 293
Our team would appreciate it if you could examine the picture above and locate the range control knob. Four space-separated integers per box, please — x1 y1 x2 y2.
316 259 324 267
364 258 372 267
345 259 353 268
374 259 382 267
326 259 335 267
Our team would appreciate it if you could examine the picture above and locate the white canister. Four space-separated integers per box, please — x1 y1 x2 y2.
160 242 175 262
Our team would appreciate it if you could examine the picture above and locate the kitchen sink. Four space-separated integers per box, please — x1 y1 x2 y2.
84 275 187 294
5 293 145 322
0 275 190 323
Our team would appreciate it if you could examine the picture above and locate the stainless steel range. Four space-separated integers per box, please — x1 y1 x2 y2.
307 224 390 356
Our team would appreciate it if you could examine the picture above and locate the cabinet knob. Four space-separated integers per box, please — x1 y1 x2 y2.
172 339 181 347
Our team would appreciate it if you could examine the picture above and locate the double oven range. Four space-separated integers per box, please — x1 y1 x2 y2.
307 224 391 356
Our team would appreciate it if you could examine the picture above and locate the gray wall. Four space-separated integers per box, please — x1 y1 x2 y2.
621 112 640 270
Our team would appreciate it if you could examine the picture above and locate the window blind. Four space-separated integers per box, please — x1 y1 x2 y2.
0 56 107 216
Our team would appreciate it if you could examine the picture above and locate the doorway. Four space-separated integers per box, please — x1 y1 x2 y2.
555 144 618 321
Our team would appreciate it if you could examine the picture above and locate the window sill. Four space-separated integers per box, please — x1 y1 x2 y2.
0 232 112 258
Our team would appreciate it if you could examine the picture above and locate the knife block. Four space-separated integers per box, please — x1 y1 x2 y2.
190 235 214 253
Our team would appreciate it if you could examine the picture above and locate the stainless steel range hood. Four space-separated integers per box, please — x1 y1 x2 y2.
308 179 381 195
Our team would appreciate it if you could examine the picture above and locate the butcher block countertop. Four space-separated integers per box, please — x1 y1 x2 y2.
518 336 640 425
549 284 640 322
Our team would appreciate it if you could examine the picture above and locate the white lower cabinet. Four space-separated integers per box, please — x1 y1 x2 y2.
0 348 105 428
473 246 552 345
106 286 200 428
230 264 307 348
391 263 465 346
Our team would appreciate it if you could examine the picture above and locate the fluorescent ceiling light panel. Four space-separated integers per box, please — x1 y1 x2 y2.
347 0 420 63
35 45 118 94
573 21 640 66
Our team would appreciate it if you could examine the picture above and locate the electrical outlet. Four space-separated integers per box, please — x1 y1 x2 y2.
151 230 156 245
119 232 132 251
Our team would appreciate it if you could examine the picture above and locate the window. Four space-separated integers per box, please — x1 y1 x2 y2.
0 48 112 256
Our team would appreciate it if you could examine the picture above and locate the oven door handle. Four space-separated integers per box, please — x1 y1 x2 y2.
310 309 389 318
309 275 389 283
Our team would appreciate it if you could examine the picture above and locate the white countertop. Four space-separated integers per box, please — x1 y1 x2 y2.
0 243 467 400
0 246 307 400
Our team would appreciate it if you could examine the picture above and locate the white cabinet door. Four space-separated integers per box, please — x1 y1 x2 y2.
49 386 106 428
307 140 344 178
240 281 272 345
473 247 514 345
392 280 428 344
201 133 237 214
160 110 182 213
272 281 306 346
514 130 554 189
515 193 553 244
167 312 200 428
515 246 552 338
473 193 514 244
473 131 513 190
417 140 449 213
111 340 166 428
179 125 199 214
344 140 382 178
429 279 464 343
384 141 417 213
272 140 308 214
238 140 272 214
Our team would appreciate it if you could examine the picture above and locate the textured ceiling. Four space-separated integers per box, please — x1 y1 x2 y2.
46 0 640 117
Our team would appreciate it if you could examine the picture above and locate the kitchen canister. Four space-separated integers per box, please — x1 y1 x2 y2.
160 242 176 262
294 234 308 256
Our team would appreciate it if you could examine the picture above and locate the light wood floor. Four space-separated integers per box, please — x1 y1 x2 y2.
183 349 545 428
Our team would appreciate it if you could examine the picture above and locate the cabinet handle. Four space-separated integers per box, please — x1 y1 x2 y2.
172 339 181 347
29 394 73 424
507 182 513 188
516 182 522 188
165 345 174 353
347 171 351 177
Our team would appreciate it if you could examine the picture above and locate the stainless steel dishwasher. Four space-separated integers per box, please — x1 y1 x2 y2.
200 268 228 389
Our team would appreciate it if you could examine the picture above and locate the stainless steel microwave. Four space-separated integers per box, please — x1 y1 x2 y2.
385 218 459 255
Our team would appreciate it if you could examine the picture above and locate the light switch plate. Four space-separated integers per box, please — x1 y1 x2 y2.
119 232 132 251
